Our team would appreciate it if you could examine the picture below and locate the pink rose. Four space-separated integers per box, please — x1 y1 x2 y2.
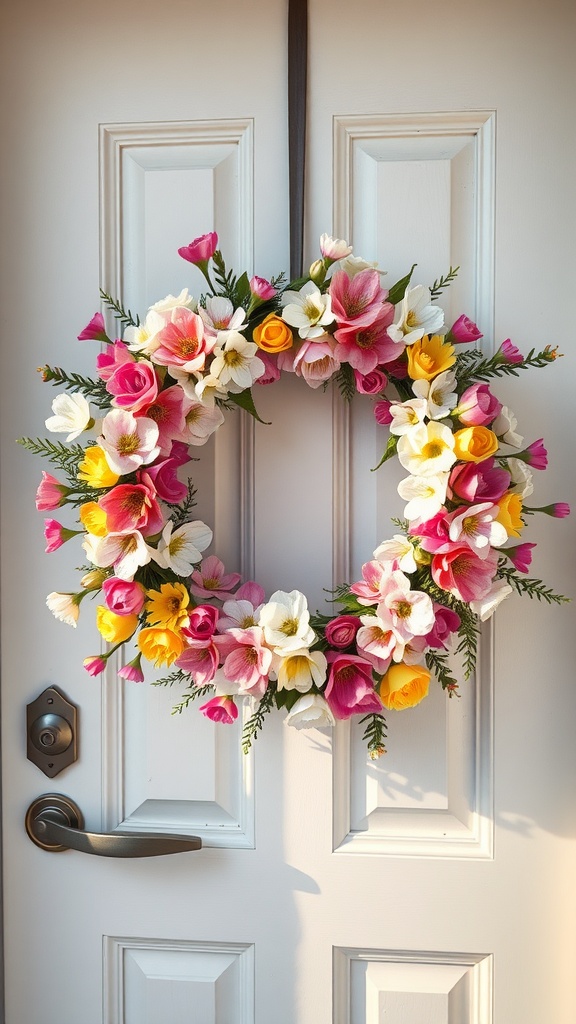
198 695 238 724
106 360 159 413
455 383 502 426
324 653 383 720
183 604 219 642
446 314 483 345
353 368 388 395
425 603 461 649
139 460 187 504
96 340 134 381
325 615 361 649
448 458 510 504
101 578 146 616
178 232 218 266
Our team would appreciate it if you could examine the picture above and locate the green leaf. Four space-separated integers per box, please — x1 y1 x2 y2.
228 388 271 424
234 271 251 306
387 264 417 305
372 434 398 471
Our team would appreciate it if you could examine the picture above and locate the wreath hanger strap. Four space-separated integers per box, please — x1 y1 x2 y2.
288 0 308 280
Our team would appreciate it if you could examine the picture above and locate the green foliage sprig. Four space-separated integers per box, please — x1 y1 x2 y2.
455 345 559 391
360 712 387 759
242 687 275 753
429 266 460 299
99 288 140 328
497 560 570 605
39 365 110 408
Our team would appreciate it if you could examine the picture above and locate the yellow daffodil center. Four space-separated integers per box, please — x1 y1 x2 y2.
302 298 323 321
116 432 141 455
224 349 243 367
422 441 445 459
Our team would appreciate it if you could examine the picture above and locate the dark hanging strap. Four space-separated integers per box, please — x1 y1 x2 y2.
288 0 308 281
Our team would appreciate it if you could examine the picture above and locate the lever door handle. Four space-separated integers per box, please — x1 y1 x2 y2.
25 794 202 857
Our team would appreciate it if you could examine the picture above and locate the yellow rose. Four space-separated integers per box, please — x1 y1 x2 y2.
252 314 294 353
137 626 184 667
79 501 108 536
452 425 499 463
96 607 138 644
406 334 456 381
78 445 119 488
496 490 524 538
379 662 431 710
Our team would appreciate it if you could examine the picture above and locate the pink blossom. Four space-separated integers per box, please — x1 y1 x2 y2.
106 360 159 413
44 519 79 552
506 542 537 573
325 615 361 649
374 399 393 425
334 311 401 374
526 502 570 518
235 581 266 605
178 232 218 266
183 604 219 642
354 368 387 395
83 655 107 676
117 655 145 683
249 276 276 301
516 439 548 470
448 458 510 504
324 653 383 720
293 338 340 388
139 460 187 504
152 309 212 372
102 578 146 616
446 314 483 345
190 555 241 599
98 409 160 475
495 338 524 364
425 603 461 649
141 385 188 455
253 350 281 386
356 617 400 665
432 546 498 603
198 695 238 724
329 269 387 329
78 312 109 342
222 626 272 697
454 383 502 426
319 234 353 261
350 560 393 606
96 341 135 381
409 510 451 553
384 356 409 379
98 482 164 536
175 639 220 686
36 471 69 510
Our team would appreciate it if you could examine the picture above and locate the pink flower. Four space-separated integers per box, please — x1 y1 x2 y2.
350 560 393 606
324 653 383 720
516 439 548 470
183 604 219 642
526 502 570 518
178 232 218 266
325 615 361 649
253 350 281 386
190 555 241 599
98 482 164 536
175 639 220 686
152 309 212 372
354 368 387 395
446 314 483 345
506 542 537 573
409 510 450 553
454 383 502 426
36 471 69 510
495 338 524 364
329 268 387 329
432 546 498 603
222 626 272 697
98 409 160 475
83 655 107 676
169 440 192 466
141 385 188 455
374 399 393 425
198 695 238 724
96 341 135 381
448 458 510 504
77 312 109 342
334 310 400 373
106 360 159 413
249 276 276 302
117 654 145 683
139 460 187 504
101 578 146 616
235 581 266 604
293 338 340 388
425 603 461 649
44 519 79 552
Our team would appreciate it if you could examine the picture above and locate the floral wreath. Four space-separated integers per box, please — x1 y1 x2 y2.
22 232 570 758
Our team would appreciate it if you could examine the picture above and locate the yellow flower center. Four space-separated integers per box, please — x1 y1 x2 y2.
224 349 243 367
422 441 445 459
280 617 299 637
116 432 141 455
178 336 199 357
302 298 323 321
203 577 220 589
462 515 479 536
395 600 412 619
405 310 419 328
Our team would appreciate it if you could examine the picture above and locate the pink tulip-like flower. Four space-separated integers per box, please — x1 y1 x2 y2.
190 555 241 599
526 502 570 518
454 383 502 426
293 338 340 388
446 314 483 345
325 615 361 649
253 350 281 386
117 656 145 683
329 268 387 329
96 341 135 381
152 308 212 372
83 655 107 676
169 439 192 466
235 581 266 605
44 519 79 552
249 276 276 302
139 460 187 504
175 639 220 686
354 368 388 395
374 399 393 425
178 232 218 266
198 695 238 725
106 360 159 413
36 471 70 510
448 458 510 504
409 510 450 553
324 652 383 720
78 312 109 342
515 439 548 470
222 626 272 697
183 604 219 642
98 482 164 536
101 578 146 616
319 233 353 261
432 546 499 603
495 338 524 364
425 603 461 649
506 542 537 573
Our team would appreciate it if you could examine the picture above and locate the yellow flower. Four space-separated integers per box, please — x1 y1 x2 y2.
453 425 499 463
79 501 108 536
145 583 190 630
252 314 294 353
379 662 431 710
96 606 138 644
78 445 119 488
406 334 456 381
496 490 524 538
137 627 184 667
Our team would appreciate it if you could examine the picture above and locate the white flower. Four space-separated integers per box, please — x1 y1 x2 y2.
397 473 449 521
356 614 404 663
45 393 91 441
470 579 513 621
179 401 225 446
281 281 335 339
83 531 152 581
199 296 246 335
285 693 336 730
412 370 457 419
492 406 523 448
258 590 315 654
319 233 353 261
448 502 508 558
373 535 417 574
338 255 386 278
194 372 232 407
508 457 534 498
389 398 428 436
388 285 444 344
149 288 196 314
209 331 265 391
397 421 456 477
153 520 212 576
98 409 160 475
276 649 327 692
376 575 435 641
46 592 80 627
123 309 167 356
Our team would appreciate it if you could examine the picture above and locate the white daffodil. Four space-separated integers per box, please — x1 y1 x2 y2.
388 285 445 345
258 590 315 654
123 309 167 356
281 281 335 339
149 288 196 315
46 592 81 627
389 398 428 436
153 520 212 576
276 648 328 693
470 579 513 621
285 693 336 729
412 370 458 419
45 392 92 441
209 331 265 391
397 473 449 522
83 531 152 581
492 406 523 448
508 457 534 498
373 535 418 574
397 421 456 477
193 372 232 407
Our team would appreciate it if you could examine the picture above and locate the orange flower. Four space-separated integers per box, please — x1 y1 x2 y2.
453 425 499 463
495 491 524 538
137 626 184 667
79 501 108 536
379 663 431 710
406 334 456 381
252 314 294 354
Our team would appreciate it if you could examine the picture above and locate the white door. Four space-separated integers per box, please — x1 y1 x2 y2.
2 1 575 1022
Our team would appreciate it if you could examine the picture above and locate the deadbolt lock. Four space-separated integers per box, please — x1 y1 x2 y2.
27 687 78 778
